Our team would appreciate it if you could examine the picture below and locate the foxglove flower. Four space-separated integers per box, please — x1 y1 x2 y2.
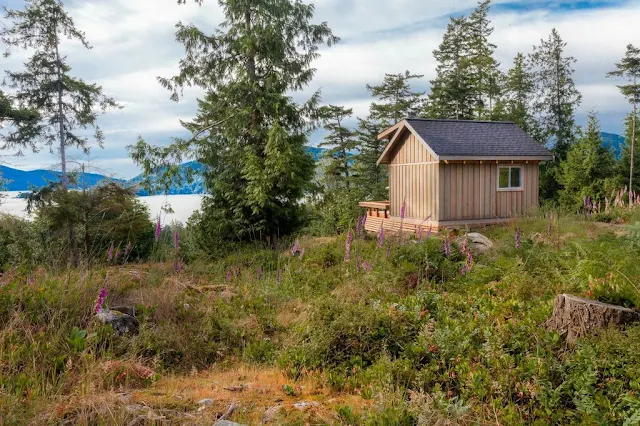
155 217 162 243
416 214 433 242
291 239 300 256
174 231 180 250
400 201 407 220
356 215 366 235
443 238 451 258
461 237 468 254
115 249 121 260
95 286 107 313
377 226 385 249
124 242 133 257
344 230 353 263
515 228 521 249
107 241 115 263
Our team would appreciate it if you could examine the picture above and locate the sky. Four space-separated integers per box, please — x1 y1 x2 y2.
1 0 639 179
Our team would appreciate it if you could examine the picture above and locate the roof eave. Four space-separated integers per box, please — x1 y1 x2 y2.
438 155 554 162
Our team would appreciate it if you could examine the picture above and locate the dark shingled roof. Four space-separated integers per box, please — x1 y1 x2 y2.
405 118 553 158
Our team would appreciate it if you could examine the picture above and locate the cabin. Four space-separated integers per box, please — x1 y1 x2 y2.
359 118 554 233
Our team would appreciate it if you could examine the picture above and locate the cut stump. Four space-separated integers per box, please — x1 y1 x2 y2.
546 294 640 342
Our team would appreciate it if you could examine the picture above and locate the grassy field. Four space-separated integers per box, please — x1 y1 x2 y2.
1 210 640 425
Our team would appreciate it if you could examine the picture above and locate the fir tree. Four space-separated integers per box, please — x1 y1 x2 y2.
426 17 475 119
366 71 425 125
500 53 540 138
559 113 616 209
1 0 119 265
607 44 640 197
317 105 358 191
467 0 503 119
618 112 640 193
129 0 338 245
355 72 424 200
529 29 581 201
0 89 39 127
529 28 582 159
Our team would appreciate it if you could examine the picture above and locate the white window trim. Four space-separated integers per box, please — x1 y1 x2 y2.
497 165 524 192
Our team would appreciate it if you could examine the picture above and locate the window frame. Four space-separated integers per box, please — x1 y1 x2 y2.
497 165 524 192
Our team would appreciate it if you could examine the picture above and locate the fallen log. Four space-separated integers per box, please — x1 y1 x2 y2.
546 294 640 343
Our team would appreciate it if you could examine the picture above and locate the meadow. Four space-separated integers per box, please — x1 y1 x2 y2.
1 208 640 425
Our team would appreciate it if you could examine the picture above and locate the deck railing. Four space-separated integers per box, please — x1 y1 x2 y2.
359 201 390 219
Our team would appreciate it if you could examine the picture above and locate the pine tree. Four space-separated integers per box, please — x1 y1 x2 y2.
618 112 640 193
467 0 503 119
0 89 39 127
500 53 540 138
426 17 475 119
529 29 581 201
317 105 358 191
529 28 582 159
560 113 616 209
355 72 424 200
367 71 425 125
129 0 338 245
1 0 119 265
607 44 640 198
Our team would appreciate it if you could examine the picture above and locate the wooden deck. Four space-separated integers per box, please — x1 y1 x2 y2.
359 201 511 233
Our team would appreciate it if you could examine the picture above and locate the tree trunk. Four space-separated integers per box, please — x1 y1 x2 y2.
546 294 640 343
630 75 636 203
54 18 78 267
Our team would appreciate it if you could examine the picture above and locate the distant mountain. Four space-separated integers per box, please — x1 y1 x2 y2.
0 165 119 191
601 132 625 159
1 146 327 195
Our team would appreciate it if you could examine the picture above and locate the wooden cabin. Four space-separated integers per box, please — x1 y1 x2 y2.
360 118 553 233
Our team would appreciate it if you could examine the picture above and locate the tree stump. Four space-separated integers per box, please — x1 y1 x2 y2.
546 294 640 342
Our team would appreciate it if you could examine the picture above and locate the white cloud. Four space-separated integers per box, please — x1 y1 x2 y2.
2 0 639 176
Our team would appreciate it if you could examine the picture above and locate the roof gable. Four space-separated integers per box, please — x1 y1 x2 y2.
377 119 554 165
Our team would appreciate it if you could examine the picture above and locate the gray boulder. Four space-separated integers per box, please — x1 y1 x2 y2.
456 232 493 254
96 309 139 335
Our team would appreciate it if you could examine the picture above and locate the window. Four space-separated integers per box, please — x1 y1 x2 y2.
498 166 522 190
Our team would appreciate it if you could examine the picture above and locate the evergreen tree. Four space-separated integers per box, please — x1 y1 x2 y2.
1 0 119 265
500 53 540 138
529 28 582 159
467 0 503 119
559 113 616 209
529 29 581 201
129 0 338 245
0 89 39 127
426 17 475 119
367 71 425 125
618 112 640 193
317 105 358 191
607 44 640 197
355 72 424 200
354 117 388 201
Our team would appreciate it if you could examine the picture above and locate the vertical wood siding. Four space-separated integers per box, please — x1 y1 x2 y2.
388 131 439 221
438 162 540 221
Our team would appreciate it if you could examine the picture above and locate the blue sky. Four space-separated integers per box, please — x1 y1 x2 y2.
1 0 638 178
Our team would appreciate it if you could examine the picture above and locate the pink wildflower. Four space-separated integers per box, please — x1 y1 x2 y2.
174 231 180 250
107 241 115 263
416 215 433 242
356 215 367 235
155 217 162 242
443 238 451 258
115 249 121 260
377 226 385 249
124 242 133 257
291 239 300 256
400 201 407 220
95 286 107 313
344 230 353 263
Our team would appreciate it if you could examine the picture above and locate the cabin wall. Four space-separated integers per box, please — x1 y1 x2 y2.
438 162 540 221
388 131 439 221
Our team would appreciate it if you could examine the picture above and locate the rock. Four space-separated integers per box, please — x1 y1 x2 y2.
456 232 493 254
96 309 139 335
293 401 319 411
263 405 282 423
110 305 136 317
546 294 640 342
215 421 246 426
198 398 213 406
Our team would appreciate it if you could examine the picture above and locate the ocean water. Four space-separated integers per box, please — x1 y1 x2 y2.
0 192 204 224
